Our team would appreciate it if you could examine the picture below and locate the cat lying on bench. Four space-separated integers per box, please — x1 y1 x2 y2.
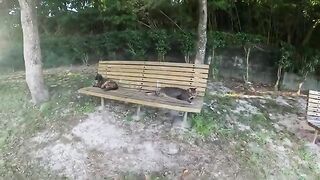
147 87 197 103
93 73 118 91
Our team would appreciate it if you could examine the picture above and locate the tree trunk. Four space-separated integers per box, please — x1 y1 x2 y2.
274 66 282 91
211 48 216 79
19 0 49 105
244 47 251 84
184 53 190 63
233 1 241 32
297 75 307 95
297 81 304 95
194 0 207 64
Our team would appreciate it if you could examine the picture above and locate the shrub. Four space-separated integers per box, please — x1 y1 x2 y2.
149 29 171 61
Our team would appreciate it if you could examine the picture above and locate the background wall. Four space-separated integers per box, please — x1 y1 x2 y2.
214 47 278 85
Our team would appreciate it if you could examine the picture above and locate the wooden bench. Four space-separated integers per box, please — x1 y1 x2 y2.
307 90 320 143
78 61 209 122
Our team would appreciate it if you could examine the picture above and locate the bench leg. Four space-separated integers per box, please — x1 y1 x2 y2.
101 97 105 108
136 105 141 117
183 112 188 124
179 112 191 129
132 105 141 121
313 130 319 144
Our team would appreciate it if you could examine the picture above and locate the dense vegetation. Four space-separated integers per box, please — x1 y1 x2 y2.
1 0 320 80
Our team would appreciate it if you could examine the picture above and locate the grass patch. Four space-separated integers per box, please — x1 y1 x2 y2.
237 113 273 131
191 113 216 137
0 71 97 177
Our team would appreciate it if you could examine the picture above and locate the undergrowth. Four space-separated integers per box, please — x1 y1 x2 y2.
191 94 320 179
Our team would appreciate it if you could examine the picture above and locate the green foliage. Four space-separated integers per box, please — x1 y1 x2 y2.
298 48 320 78
149 30 171 61
207 31 228 79
41 36 81 68
177 32 195 62
191 113 216 137
278 42 295 69
234 32 266 46
124 30 149 59
207 31 227 49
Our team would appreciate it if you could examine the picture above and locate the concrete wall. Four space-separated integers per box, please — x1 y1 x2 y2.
213 47 278 85
282 73 320 91
207 47 320 91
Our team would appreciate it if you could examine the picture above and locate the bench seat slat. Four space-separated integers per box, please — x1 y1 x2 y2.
308 102 320 108
107 85 206 96
308 98 320 104
99 60 209 69
97 75 207 92
116 82 206 92
99 64 209 74
309 90 320 96
104 74 207 84
307 107 320 113
99 69 208 78
78 87 204 113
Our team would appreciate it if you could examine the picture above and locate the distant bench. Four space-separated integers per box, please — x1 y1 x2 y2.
307 90 320 143
78 61 209 122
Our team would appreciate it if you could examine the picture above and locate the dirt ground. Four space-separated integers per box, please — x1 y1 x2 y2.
27 99 243 179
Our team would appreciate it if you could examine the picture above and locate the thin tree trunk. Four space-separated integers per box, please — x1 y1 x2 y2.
245 47 251 83
234 2 241 32
297 81 304 95
194 0 207 64
19 0 49 105
267 8 272 45
297 72 308 95
302 23 319 46
297 75 307 95
274 66 282 91
211 48 216 79
185 53 190 63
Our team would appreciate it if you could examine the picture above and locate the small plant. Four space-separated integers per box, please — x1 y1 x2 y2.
207 31 227 79
82 53 89 66
298 147 314 162
191 113 215 137
125 30 148 59
177 32 195 63
149 30 171 61
274 42 294 91
235 33 265 84
296 48 320 95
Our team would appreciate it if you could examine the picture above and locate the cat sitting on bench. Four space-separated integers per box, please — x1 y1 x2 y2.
93 73 118 91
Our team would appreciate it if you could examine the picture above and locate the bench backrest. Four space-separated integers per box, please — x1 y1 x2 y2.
98 61 209 96
307 90 320 127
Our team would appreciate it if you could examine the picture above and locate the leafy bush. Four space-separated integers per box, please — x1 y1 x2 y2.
41 36 81 68
234 32 266 46
176 31 195 63
123 30 150 59
0 30 279 72
149 30 171 61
